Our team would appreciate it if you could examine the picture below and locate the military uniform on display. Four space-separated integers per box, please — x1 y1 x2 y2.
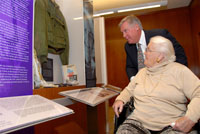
34 0 69 65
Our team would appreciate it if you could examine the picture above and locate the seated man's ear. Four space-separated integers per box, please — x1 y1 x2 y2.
157 54 165 63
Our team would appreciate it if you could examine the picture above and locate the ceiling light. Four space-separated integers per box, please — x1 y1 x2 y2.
117 4 161 13
73 17 83 20
93 11 114 17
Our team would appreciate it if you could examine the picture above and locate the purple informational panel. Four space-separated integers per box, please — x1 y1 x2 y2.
0 0 33 97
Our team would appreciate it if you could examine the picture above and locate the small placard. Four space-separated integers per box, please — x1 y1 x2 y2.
42 58 53 82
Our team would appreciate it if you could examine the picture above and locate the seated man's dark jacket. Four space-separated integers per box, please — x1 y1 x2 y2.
125 29 188 80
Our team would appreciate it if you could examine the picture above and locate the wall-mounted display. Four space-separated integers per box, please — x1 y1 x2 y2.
0 0 33 97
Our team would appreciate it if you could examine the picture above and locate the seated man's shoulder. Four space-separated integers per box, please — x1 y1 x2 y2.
170 62 186 67
169 62 188 72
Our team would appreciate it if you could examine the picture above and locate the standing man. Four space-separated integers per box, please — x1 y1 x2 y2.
119 15 188 80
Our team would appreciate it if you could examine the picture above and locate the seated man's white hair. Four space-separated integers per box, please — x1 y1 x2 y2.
150 36 175 61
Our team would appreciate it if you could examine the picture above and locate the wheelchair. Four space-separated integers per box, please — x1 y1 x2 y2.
114 97 200 134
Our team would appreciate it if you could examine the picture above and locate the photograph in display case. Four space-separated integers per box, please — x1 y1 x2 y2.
59 86 120 107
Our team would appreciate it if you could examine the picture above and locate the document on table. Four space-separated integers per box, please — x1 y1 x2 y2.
59 87 119 107
0 95 74 134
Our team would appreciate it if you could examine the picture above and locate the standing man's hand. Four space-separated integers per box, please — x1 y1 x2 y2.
172 116 195 133
112 100 124 117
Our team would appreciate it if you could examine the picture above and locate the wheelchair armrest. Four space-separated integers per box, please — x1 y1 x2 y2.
114 98 135 133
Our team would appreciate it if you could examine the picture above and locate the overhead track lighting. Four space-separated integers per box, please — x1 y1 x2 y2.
117 4 161 13
93 0 168 16
93 11 114 17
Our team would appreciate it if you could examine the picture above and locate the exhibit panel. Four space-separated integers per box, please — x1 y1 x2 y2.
0 0 33 97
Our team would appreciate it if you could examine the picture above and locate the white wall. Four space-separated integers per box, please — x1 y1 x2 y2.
48 0 85 85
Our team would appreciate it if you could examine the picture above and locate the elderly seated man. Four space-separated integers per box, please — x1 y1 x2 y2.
113 36 200 134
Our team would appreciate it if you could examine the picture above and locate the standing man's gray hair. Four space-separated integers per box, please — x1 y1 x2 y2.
119 15 143 30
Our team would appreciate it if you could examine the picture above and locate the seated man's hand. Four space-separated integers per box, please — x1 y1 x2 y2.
173 116 195 133
112 100 124 118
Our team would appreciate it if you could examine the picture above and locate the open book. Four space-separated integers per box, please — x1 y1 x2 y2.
0 95 74 134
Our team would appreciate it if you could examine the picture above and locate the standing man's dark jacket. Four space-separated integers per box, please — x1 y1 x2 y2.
125 29 188 80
